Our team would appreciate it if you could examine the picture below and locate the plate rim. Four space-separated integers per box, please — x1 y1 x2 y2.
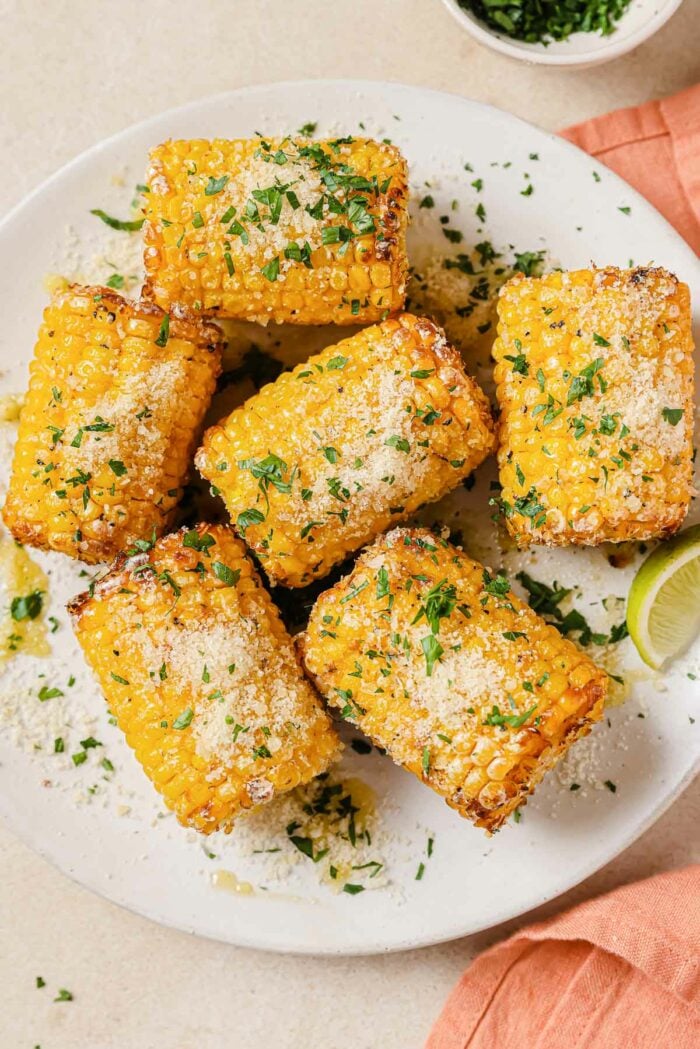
0 78 698 956
1 76 698 273
3 742 697 957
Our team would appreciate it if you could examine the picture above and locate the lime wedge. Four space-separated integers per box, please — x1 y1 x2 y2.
627 524 700 670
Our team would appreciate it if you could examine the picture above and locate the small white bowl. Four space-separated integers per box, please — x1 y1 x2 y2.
441 0 685 67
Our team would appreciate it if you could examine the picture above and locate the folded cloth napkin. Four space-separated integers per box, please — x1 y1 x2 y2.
427 865 700 1048
561 82 700 256
428 83 700 1049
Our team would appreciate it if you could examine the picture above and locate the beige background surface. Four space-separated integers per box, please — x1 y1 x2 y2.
2 2 699 1047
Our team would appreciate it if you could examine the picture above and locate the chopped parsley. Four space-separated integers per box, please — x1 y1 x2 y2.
421 635 444 677
212 561 240 586
482 569 510 598
90 208 144 232
662 407 684 426
38 685 63 701
513 249 545 277
412 579 457 635
108 459 127 477
236 508 265 533
261 257 280 282
183 530 216 553
385 435 410 453
10 590 43 621
287 834 327 863
566 357 605 406
204 174 230 196
485 703 537 729
376 567 390 599
511 487 545 526
238 452 291 502
504 352 529 376
155 314 170 348
455 0 634 43
172 708 194 730
516 572 628 647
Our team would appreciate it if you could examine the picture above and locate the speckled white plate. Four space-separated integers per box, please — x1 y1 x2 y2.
0 81 698 955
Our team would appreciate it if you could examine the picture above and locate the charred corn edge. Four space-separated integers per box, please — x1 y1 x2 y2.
493 266 694 547
298 526 608 834
460 688 605 830
195 313 495 587
66 284 227 346
504 513 691 550
69 524 341 833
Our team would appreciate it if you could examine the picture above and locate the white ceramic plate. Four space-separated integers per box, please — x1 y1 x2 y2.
0 81 698 956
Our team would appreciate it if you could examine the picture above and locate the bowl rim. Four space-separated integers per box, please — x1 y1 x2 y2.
439 0 686 67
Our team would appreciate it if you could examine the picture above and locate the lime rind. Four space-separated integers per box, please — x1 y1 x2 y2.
627 524 700 670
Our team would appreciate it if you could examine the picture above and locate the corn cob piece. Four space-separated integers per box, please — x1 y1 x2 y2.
493 266 694 546
3 286 223 564
196 314 495 588
142 136 408 325
68 524 341 834
299 527 607 831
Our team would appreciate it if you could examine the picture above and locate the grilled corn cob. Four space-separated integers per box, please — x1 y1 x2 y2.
299 527 607 831
68 524 340 833
196 314 495 588
142 136 408 325
3 286 223 564
493 266 694 546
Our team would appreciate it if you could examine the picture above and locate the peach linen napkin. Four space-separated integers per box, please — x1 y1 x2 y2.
427 866 700 1048
561 82 700 255
428 84 700 1049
